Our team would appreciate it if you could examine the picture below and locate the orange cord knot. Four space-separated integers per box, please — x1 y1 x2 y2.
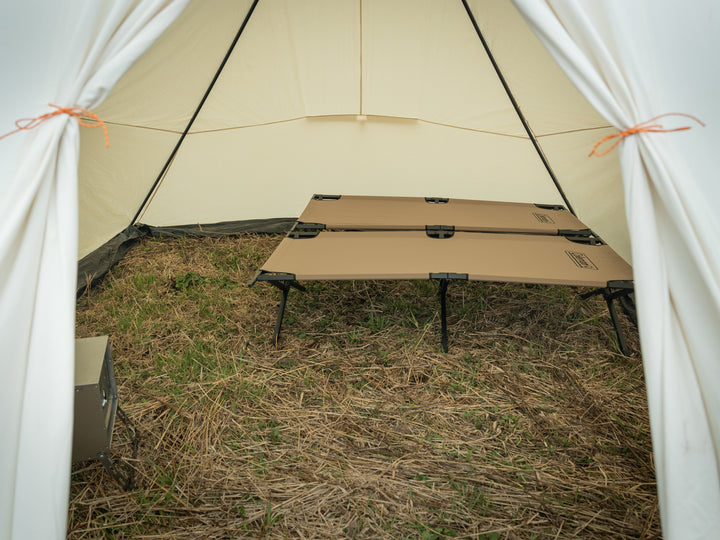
0 103 109 148
590 113 704 157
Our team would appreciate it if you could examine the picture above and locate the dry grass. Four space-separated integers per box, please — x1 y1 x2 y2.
71 234 658 539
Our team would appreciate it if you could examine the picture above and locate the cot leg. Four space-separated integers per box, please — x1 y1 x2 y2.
604 294 630 356
272 281 292 346
438 278 449 353
581 285 633 356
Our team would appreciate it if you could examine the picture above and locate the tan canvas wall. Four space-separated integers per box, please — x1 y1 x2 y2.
78 0 630 262
138 0 562 232
78 127 179 257
94 0 255 132
191 0 360 129
78 0 257 258
137 117 563 226
466 0 628 258
536 128 627 257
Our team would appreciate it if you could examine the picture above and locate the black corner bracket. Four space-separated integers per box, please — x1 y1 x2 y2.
606 279 633 290
313 194 341 201
535 203 566 211
426 225 455 239
429 273 468 281
560 229 605 246
248 271 305 290
289 222 325 239
425 197 449 204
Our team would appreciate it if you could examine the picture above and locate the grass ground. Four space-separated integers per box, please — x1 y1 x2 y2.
71 234 658 539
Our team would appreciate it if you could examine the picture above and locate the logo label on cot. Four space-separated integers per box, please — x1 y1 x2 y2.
533 213 555 224
565 251 598 270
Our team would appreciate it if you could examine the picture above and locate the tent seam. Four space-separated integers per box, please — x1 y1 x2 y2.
99 118 613 139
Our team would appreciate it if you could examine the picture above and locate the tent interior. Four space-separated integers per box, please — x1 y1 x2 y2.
12 0 720 538
77 0 629 283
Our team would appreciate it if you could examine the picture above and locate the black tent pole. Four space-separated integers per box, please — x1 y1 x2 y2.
460 0 576 216
131 0 261 226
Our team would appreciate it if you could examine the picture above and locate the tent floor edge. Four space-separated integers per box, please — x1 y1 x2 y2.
142 217 296 238
77 225 146 298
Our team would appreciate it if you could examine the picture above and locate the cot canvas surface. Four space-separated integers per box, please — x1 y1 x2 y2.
298 195 587 234
259 230 632 288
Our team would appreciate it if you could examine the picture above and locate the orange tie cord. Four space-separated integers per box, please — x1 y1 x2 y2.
590 112 705 157
0 103 109 148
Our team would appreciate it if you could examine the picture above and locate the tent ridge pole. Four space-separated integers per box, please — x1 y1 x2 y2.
460 0 576 215
131 0 262 226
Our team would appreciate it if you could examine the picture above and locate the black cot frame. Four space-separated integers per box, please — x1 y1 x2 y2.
249 196 635 354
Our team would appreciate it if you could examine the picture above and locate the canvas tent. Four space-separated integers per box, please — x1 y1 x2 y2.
76 0 631 268
0 0 718 538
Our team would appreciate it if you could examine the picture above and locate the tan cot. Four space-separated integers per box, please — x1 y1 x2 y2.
298 195 588 234
251 196 633 352
261 230 630 287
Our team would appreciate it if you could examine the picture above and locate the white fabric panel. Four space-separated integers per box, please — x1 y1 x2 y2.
513 1 720 538
0 2 189 539
139 116 563 226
